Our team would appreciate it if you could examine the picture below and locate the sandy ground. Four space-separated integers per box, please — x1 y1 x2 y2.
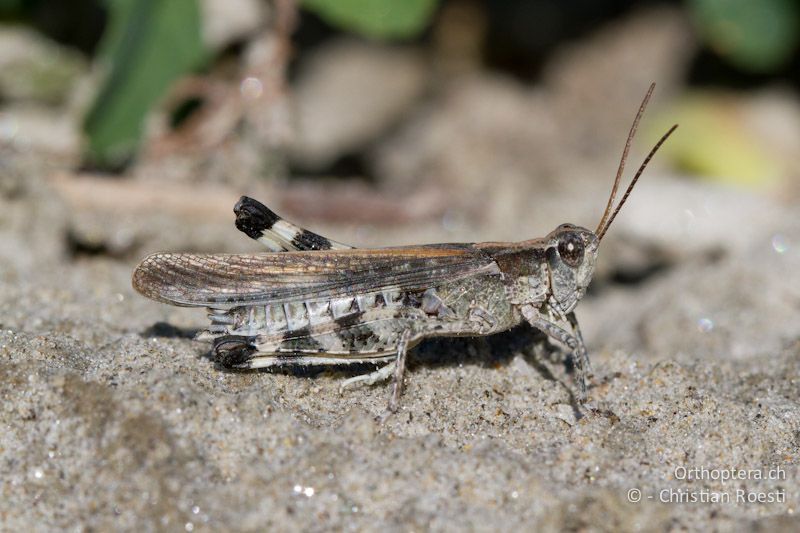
1 139 798 532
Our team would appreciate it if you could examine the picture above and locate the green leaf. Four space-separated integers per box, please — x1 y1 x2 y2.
652 93 781 187
301 0 438 39
689 0 800 72
0 0 24 15
83 0 205 169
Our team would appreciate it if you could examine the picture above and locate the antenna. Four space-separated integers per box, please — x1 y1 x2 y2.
596 83 655 235
595 83 678 241
597 123 678 240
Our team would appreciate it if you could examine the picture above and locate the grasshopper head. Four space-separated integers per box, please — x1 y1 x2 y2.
545 224 599 313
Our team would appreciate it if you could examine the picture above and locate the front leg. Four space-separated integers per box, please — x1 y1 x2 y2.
521 305 591 400
566 311 591 375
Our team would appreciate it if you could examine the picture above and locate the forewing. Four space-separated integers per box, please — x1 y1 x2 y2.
133 245 500 308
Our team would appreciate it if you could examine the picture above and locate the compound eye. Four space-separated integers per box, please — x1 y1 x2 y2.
557 233 584 268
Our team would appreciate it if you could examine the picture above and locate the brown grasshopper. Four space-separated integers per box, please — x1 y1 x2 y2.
133 83 677 414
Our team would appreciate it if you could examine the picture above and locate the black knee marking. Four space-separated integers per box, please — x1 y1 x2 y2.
290 230 333 251
234 196 281 239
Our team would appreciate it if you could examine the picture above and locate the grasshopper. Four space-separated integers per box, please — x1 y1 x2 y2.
133 83 677 414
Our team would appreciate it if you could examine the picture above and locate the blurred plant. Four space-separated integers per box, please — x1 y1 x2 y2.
82 0 439 170
301 0 439 39
83 0 205 170
0 0 22 11
654 93 781 187
689 0 800 73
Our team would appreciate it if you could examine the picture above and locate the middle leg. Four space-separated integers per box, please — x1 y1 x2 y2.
388 329 412 413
